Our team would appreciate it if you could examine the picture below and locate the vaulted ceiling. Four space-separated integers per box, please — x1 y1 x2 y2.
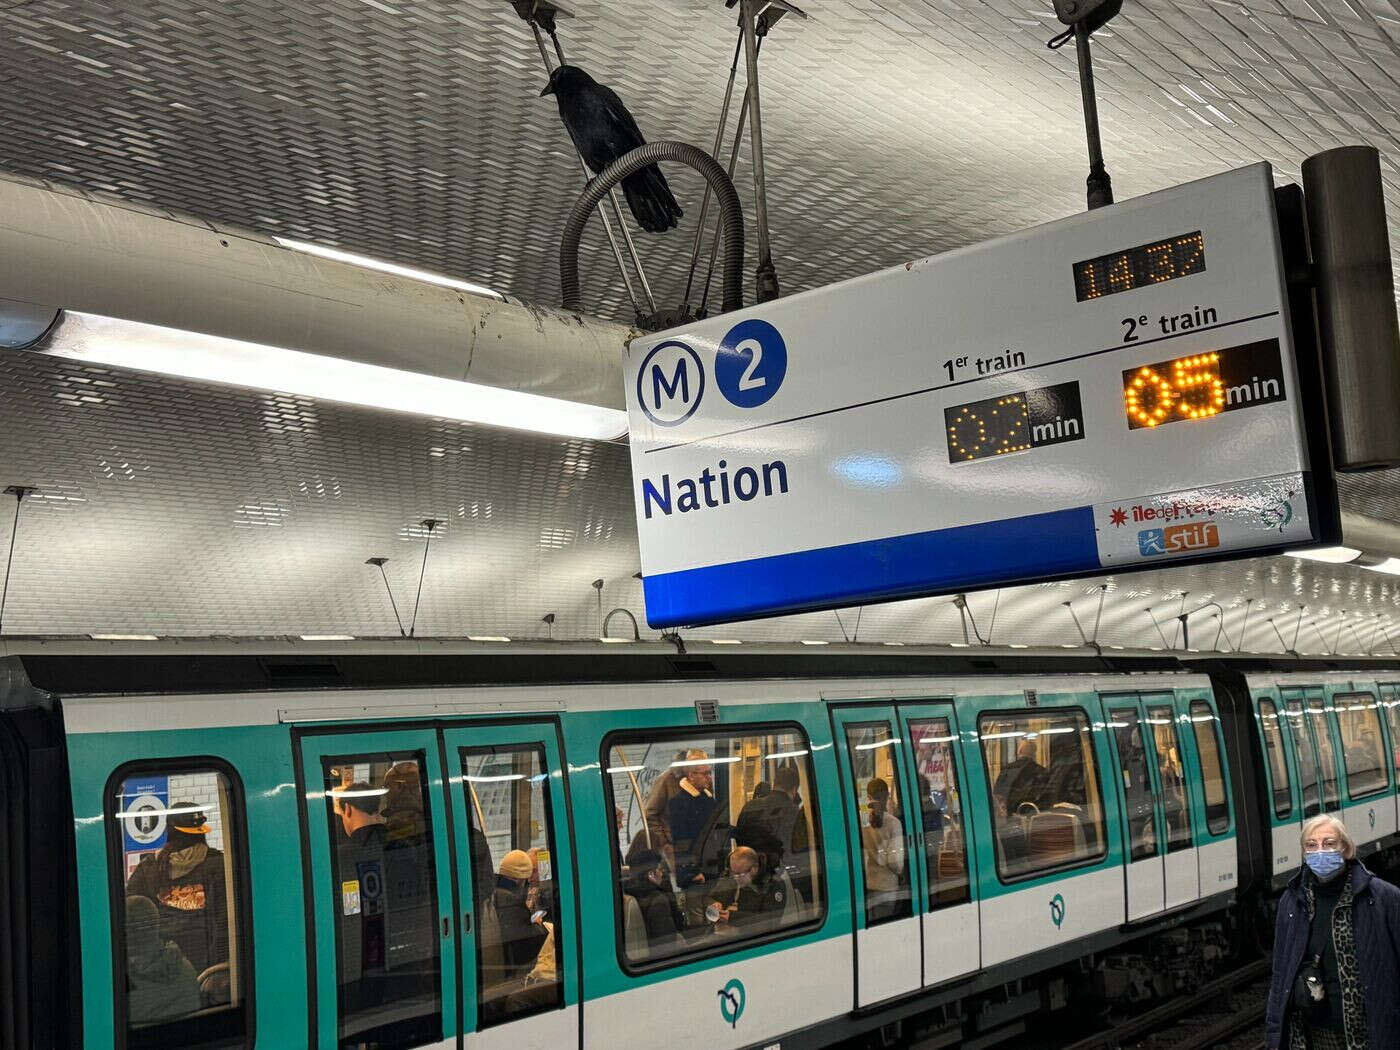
2 0 1400 650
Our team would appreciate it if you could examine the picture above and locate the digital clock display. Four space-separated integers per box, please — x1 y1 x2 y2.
1073 231 1205 302
946 381 1084 464
1122 338 1286 430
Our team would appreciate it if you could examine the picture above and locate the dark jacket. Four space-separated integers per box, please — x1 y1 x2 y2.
993 757 1049 812
1266 861 1400 1049
666 783 720 885
126 844 230 975
735 790 800 866
493 878 547 977
627 876 684 944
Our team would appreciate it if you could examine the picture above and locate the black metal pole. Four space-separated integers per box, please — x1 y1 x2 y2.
0 487 27 636
1074 21 1113 210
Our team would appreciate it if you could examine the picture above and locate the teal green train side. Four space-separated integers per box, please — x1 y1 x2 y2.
4 650 1400 1050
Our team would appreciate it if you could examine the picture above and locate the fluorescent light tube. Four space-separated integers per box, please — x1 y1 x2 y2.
1285 546 1362 564
274 236 502 299
467 635 511 642
90 633 158 640
38 312 628 441
300 634 354 641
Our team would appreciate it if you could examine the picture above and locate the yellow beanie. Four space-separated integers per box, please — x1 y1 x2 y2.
499 849 533 881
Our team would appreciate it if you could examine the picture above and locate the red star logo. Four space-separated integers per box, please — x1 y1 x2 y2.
1109 507 1128 527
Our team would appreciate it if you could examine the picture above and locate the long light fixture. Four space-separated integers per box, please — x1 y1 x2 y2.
36 311 629 441
274 236 503 300
1285 546 1362 564
1361 557 1400 575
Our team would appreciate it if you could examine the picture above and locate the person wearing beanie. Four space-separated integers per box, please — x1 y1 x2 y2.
124 894 202 1025
1265 815 1400 1049
126 802 229 980
494 849 548 978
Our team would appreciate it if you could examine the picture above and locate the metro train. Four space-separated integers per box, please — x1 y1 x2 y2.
4 643 1400 1050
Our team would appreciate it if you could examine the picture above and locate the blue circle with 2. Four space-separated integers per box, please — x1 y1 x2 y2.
715 319 787 409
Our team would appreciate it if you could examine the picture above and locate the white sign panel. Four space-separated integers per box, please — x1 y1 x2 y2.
624 164 1326 627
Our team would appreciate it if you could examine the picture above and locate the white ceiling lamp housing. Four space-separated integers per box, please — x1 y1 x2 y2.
1361 557 1400 575
1284 546 1363 564
35 312 629 441
274 237 503 300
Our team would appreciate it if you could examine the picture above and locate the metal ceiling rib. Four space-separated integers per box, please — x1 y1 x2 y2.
0 0 1398 647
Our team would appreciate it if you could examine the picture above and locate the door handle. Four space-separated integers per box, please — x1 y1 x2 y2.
462 911 472 934
442 917 451 939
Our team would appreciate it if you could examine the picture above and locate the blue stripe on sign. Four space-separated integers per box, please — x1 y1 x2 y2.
642 506 1100 627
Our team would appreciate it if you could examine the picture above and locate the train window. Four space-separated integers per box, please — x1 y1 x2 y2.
909 717 969 910
1257 700 1293 819
1145 705 1192 851
1188 701 1230 834
109 764 250 1049
843 723 913 924
1285 701 1323 817
321 753 441 1049
459 745 564 1026
1384 692 1400 780
1109 710 1159 862
603 726 824 968
1334 692 1388 799
1306 698 1342 810
979 708 1106 881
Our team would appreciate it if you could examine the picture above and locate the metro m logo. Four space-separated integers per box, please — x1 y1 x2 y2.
636 341 706 427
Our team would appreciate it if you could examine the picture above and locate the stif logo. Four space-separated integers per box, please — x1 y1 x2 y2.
717 978 746 1028
636 341 705 427
1049 893 1066 930
1139 522 1220 557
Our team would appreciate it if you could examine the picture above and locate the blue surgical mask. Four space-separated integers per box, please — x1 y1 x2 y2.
1305 849 1345 879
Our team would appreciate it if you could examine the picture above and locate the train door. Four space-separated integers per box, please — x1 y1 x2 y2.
1302 690 1343 818
1254 694 1303 876
1143 696 1200 908
1326 684 1395 848
1382 686 1400 835
1181 696 1237 893
1102 696 1165 921
441 723 579 1050
299 729 461 1050
831 705 921 1007
1281 697 1323 820
895 701 981 986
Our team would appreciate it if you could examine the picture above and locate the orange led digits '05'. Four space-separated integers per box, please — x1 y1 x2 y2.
1123 351 1224 428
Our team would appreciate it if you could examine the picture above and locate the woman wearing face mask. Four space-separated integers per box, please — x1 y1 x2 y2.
1265 815 1400 1050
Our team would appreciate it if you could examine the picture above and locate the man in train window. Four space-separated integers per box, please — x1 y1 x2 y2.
705 846 786 935
993 739 1050 815
125 802 230 1002
666 750 719 887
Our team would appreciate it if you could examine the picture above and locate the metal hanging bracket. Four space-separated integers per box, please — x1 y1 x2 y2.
1049 0 1121 210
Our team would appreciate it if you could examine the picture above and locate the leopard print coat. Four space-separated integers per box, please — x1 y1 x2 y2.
1286 872 1368 1050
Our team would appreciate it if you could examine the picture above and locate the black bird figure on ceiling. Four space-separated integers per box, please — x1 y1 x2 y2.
541 65 683 234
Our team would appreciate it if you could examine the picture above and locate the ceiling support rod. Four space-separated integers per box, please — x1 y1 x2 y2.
683 29 745 311
1073 21 1113 210
0 487 29 636
527 19 655 316
740 0 780 303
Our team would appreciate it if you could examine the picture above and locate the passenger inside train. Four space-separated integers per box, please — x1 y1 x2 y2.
608 729 824 962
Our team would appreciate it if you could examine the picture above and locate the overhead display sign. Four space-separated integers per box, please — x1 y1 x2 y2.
623 164 1326 627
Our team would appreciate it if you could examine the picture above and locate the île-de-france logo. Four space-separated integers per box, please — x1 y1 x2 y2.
717 977 746 1028
1049 893 1066 930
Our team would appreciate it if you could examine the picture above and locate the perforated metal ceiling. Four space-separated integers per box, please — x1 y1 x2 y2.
1 0 1400 649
